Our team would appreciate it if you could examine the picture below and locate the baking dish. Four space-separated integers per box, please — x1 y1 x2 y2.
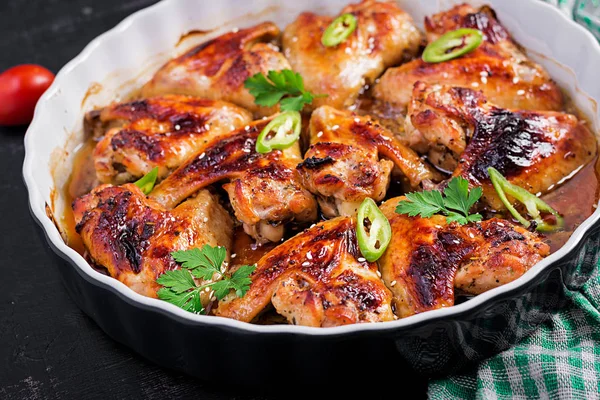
23 0 600 381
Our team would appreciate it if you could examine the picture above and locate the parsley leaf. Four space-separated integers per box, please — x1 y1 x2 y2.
244 69 324 111
157 245 256 314
396 177 482 224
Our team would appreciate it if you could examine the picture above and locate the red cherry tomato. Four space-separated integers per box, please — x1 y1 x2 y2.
0 64 55 126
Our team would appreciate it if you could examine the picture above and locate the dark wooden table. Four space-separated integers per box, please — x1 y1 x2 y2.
0 1 429 398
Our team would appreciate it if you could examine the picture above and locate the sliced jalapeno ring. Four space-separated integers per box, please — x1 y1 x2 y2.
488 167 564 232
356 198 392 262
322 13 358 47
422 28 483 63
134 167 159 195
256 111 302 154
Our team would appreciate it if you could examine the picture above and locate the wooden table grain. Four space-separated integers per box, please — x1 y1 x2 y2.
0 0 428 398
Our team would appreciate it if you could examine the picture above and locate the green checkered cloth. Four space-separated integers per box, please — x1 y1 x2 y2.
427 2 600 398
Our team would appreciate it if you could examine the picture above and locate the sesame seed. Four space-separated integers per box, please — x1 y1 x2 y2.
231 253 237 258
481 77 488 84
496 222 505 227
376 270 381 278
469 232 475 238
199 152 206 159
175 124 181 130
302 261 310 267
354 117 360 123
204 124 210 130
517 89 525 95
471 82 479 87
244 125 250 131
317 131 323 137
210 296 216 302
357 257 366 262
391 280 397 287
231 27 239 33
513 77 520 84
332 125 339 130
243 148 251 153
306 252 313 260
205 287 211 293
453 240 460 244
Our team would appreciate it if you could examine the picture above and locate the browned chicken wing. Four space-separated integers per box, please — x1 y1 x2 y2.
215 217 395 326
142 22 290 116
373 4 564 113
406 82 596 209
379 197 549 318
150 117 317 243
73 184 233 298
297 106 440 217
282 0 422 111
89 95 252 183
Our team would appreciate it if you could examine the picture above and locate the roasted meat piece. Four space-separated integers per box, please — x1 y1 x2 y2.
150 117 318 243
89 95 252 183
73 184 233 298
373 4 564 112
297 106 440 217
405 82 596 209
214 217 395 326
142 22 291 116
379 197 549 318
282 0 422 111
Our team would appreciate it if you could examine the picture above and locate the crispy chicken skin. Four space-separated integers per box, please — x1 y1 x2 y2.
379 198 549 318
141 22 290 116
373 4 564 112
406 83 597 209
89 96 252 183
73 184 233 298
297 106 440 217
215 217 395 326
282 0 422 111
150 117 318 243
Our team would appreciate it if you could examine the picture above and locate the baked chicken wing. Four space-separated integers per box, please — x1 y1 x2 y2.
150 118 318 243
379 198 549 318
405 82 596 209
88 95 252 183
142 22 291 116
73 184 233 298
282 0 422 111
214 217 395 326
297 106 440 217
373 4 564 112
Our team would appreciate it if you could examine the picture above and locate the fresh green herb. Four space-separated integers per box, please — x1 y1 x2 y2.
322 13 357 47
256 111 302 154
356 198 392 262
422 28 483 63
156 245 256 314
396 177 483 224
134 167 158 195
244 69 324 111
488 167 564 232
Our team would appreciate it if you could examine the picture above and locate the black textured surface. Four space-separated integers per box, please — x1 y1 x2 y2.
0 1 430 398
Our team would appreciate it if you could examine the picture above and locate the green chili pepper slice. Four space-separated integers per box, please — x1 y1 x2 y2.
322 13 358 47
356 198 392 262
488 167 564 232
422 28 484 63
134 167 159 195
256 111 302 154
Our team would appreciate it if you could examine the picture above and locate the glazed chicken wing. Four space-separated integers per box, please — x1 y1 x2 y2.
297 106 440 217
215 217 395 326
150 118 317 243
282 0 422 111
405 82 596 209
73 184 233 298
142 22 291 116
373 4 564 113
88 95 252 183
379 197 549 318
